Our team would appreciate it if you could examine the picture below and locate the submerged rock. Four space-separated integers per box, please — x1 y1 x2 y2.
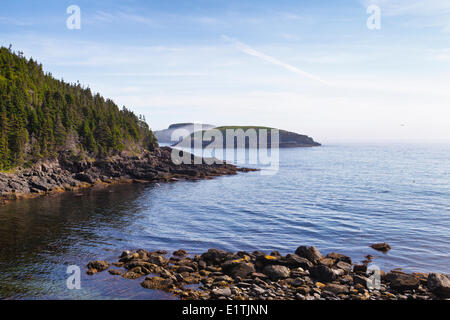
141 276 174 291
87 260 110 272
370 243 392 252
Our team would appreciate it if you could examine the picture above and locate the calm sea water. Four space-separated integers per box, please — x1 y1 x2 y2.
0 144 449 299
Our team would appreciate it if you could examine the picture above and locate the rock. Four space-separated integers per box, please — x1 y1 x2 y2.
148 254 169 266
119 252 139 262
251 272 268 279
87 260 110 272
108 269 122 275
255 254 280 268
177 266 195 273
427 273 450 298
281 254 313 270
385 272 420 292
74 173 96 184
212 287 232 297
122 271 142 279
310 265 336 283
201 249 237 265
141 276 173 291
120 250 131 258
319 258 335 267
353 264 368 274
173 249 187 257
370 243 391 252
222 260 255 279
86 268 97 275
295 246 323 264
263 265 291 281
326 252 352 264
353 275 369 288
336 261 352 273
324 283 349 294
252 285 266 295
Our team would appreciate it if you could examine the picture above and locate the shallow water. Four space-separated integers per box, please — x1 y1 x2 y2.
0 144 449 299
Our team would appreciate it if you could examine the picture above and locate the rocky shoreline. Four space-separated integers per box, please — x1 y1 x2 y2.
87 246 450 300
0 147 255 205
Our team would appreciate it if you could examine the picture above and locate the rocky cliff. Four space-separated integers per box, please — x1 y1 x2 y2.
0 147 255 205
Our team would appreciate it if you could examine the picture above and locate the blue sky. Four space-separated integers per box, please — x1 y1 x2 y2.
1 0 450 143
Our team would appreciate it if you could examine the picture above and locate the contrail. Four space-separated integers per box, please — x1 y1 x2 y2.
222 35 328 85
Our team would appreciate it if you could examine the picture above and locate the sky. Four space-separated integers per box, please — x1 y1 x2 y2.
1 0 450 143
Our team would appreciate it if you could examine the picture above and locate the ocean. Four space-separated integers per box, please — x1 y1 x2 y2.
0 143 449 299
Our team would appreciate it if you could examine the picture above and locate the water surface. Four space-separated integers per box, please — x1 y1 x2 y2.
0 144 449 299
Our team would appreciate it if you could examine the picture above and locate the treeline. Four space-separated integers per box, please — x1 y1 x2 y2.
0 46 157 171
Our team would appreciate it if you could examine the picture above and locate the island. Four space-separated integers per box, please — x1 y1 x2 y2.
172 126 321 148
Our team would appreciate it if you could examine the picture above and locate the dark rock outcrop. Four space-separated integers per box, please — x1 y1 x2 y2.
1 147 256 205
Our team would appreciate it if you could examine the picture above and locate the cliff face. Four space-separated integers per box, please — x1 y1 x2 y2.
173 126 321 148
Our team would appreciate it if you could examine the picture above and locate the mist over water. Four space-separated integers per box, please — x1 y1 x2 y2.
0 144 449 299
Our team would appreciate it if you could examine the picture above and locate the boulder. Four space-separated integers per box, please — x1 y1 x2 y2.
370 243 391 252
177 266 195 273
263 265 291 281
222 260 255 279
319 258 335 267
141 276 173 291
336 261 352 273
201 249 237 265
173 249 187 257
212 287 232 297
108 269 122 275
427 273 450 298
385 272 420 292
353 274 369 288
295 246 323 264
323 283 349 294
326 252 352 264
353 264 368 274
148 254 169 266
74 173 96 184
87 260 110 272
281 254 313 270
309 265 336 283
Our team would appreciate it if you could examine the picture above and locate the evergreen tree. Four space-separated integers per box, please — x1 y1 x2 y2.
0 47 158 170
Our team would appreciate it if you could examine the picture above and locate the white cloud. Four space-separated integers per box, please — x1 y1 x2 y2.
222 35 329 85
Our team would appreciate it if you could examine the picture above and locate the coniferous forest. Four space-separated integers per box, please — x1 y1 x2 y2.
0 47 158 171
